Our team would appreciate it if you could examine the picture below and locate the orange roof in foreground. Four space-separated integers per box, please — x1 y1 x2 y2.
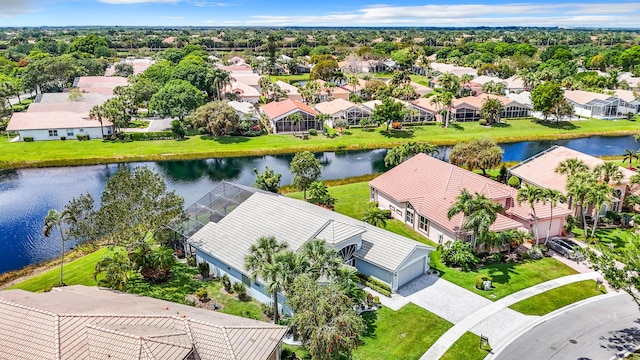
261 99 318 120
370 154 571 234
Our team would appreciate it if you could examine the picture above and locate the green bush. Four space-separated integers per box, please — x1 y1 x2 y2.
198 262 210 277
308 128 318 136
23 136 34 142
128 131 173 141
478 119 488 126
355 273 392 297
508 176 521 188
196 288 208 301
526 246 544 260
475 275 493 290
186 256 196 267
232 282 247 298
60 136 66 141
440 240 479 271
221 274 232 292
76 134 90 141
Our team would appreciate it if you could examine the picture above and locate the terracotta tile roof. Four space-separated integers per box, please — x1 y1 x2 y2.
6 112 113 131
477 93 516 106
510 145 637 193
453 96 484 110
614 89 639 103
26 102 96 113
227 80 260 98
231 73 261 87
314 98 357 115
469 75 504 86
412 98 441 113
0 286 286 360
75 76 129 96
370 154 570 235
410 81 433 95
274 80 300 95
261 99 317 120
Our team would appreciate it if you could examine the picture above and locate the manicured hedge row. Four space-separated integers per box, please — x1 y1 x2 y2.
356 273 392 297
127 131 173 141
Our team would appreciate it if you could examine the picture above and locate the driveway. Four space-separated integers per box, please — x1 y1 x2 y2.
492 293 639 360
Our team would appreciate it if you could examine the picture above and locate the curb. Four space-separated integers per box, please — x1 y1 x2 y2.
485 292 625 359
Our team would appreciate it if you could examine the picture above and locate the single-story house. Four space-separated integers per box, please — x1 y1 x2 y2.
369 154 572 245
104 58 155 76
7 111 113 141
619 73 640 90
563 90 624 119
314 98 372 127
451 94 530 122
509 145 637 214
0 285 286 360
73 76 129 96
260 99 322 134
362 99 434 123
410 81 433 97
230 73 262 89
614 89 640 114
341 78 369 95
429 63 477 79
226 80 261 104
315 79 350 101
273 80 303 102
217 64 254 74
228 100 259 122
339 59 396 74
183 182 434 302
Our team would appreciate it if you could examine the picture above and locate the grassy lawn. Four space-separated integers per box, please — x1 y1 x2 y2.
440 331 491 360
353 303 453 360
509 280 606 316
8 247 109 292
572 226 637 251
2 117 639 170
270 74 310 83
436 257 578 300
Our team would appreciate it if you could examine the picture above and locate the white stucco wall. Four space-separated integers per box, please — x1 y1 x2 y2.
17 126 112 141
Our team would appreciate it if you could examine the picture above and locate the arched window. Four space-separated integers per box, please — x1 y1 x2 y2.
339 244 357 266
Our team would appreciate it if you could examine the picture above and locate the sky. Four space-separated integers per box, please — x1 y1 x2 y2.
1 0 640 28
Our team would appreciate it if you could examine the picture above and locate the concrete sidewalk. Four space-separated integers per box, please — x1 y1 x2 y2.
420 272 601 360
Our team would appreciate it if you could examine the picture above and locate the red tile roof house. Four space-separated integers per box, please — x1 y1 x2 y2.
73 76 129 96
510 146 637 215
450 94 531 122
369 154 572 247
260 99 322 134
0 285 286 360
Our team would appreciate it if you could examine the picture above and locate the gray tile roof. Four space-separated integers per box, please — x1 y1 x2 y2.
188 186 433 273
0 286 286 360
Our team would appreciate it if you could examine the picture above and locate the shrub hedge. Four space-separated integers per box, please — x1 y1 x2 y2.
356 273 392 297
23 136 34 142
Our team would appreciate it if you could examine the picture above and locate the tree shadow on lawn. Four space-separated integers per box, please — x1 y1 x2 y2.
484 263 519 285
379 129 415 139
449 123 464 131
537 121 579 130
361 311 378 338
491 122 511 128
594 228 631 250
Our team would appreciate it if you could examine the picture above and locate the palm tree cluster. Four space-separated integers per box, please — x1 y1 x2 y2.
516 184 566 245
244 236 356 323
447 189 503 247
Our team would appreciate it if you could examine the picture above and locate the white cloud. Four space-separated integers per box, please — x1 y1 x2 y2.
0 0 35 17
246 2 640 27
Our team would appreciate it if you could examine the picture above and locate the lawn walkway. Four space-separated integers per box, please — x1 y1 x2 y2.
421 272 601 360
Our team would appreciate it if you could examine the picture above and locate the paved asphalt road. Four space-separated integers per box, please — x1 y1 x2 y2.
495 293 640 360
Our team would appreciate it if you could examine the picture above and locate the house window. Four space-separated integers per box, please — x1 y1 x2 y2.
438 233 443 244
48 129 58 137
242 274 251 287
67 129 73 136
389 205 396 214
465 234 474 243
405 209 414 225
78 128 84 132
419 215 430 235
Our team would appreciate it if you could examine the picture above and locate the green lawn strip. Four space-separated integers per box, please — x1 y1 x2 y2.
572 227 636 251
2 118 638 170
352 303 453 360
436 257 578 300
270 74 311 83
509 280 606 316
8 247 109 292
440 331 491 360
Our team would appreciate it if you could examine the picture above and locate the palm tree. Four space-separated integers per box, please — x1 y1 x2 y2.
592 162 624 184
441 91 454 128
623 149 638 169
244 236 288 323
300 238 342 281
566 171 597 235
347 74 360 94
542 189 566 243
448 189 502 247
438 72 461 96
516 184 545 245
585 183 613 239
286 112 303 136
429 92 444 124
94 251 132 290
43 209 71 286
89 105 105 138
555 158 588 208
273 250 309 292
361 204 388 228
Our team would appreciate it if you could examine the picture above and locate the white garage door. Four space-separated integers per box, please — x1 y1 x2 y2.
397 257 425 288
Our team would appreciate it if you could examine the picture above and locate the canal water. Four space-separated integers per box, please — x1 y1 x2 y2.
0 135 638 274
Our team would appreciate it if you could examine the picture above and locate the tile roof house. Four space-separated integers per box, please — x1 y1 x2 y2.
362 98 435 124
509 145 636 214
74 76 129 96
226 80 261 104
430 63 477 78
0 285 287 360
314 98 372 127
260 99 321 134
563 90 624 119
273 80 303 102
369 154 572 245
451 94 531 122
104 58 155 76
613 89 640 114
315 79 350 101
183 182 434 299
